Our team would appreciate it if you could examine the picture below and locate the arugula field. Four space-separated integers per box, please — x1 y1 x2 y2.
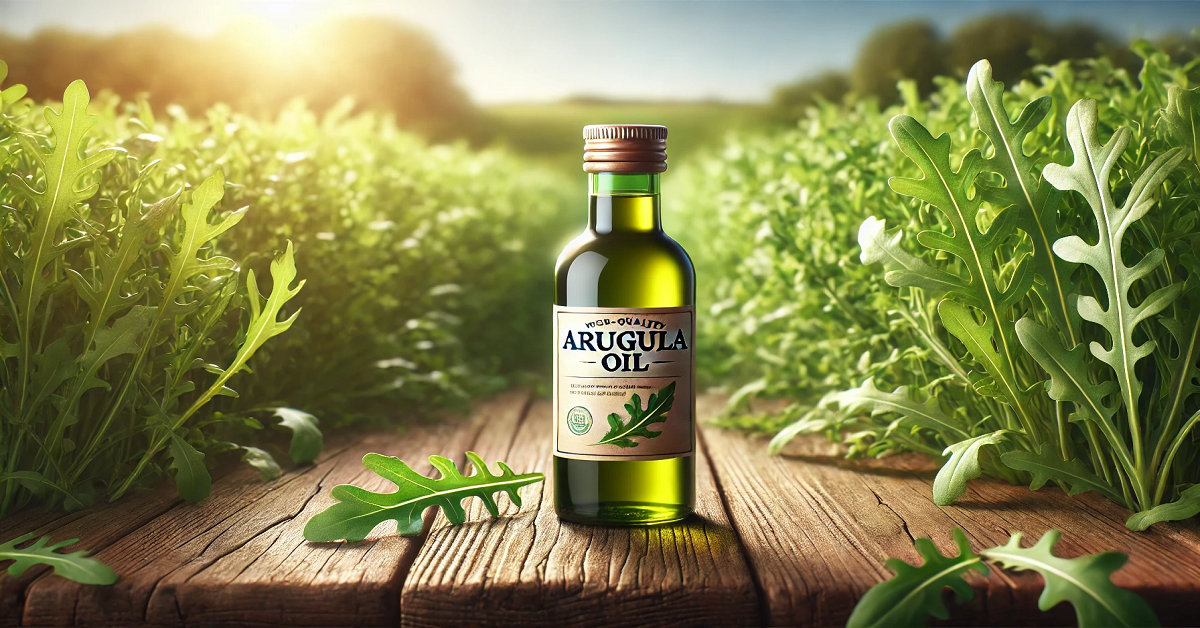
678 42 1200 528
0 62 571 516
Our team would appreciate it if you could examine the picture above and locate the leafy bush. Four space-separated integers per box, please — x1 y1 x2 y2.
153 99 571 420
0 63 570 517
679 43 1200 527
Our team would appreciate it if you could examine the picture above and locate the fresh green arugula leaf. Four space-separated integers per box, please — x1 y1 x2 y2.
274 407 323 464
832 378 968 440
595 381 676 447
981 530 1159 627
1162 85 1200 168
0 533 116 585
304 452 543 542
933 431 1008 506
239 446 282 481
853 529 1157 628
167 432 211 503
967 60 1078 346
1127 483 1200 531
888 114 1038 437
1001 445 1124 504
846 528 987 628
1042 98 1185 508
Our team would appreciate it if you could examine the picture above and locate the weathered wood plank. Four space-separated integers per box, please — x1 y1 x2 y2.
700 395 1200 627
0 469 235 628
400 399 761 628
16 390 529 627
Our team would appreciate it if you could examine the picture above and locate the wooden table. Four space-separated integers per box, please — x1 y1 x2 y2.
2 389 1199 627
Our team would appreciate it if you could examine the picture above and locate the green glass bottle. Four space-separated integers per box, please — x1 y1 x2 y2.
553 125 695 525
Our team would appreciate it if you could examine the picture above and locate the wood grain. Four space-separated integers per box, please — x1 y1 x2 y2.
400 399 761 628
16 390 529 627
6 391 1200 627
700 395 1200 627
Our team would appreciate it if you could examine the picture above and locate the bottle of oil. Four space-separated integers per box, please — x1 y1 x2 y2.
553 124 695 525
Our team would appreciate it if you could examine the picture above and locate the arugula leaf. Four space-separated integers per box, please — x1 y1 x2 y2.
238 446 282 481
832 378 968 440
8 79 118 420
1162 85 1200 169
303 452 543 542
1042 98 1186 506
1001 444 1124 504
274 407 323 464
112 241 304 502
981 530 1159 627
846 528 987 628
0 533 116 585
0 60 27 111
167 432 211 503
853 529 1157 628
595 381 676 447
967 60 1078 346
887 114 1038 438
1014 318 1132 485
933 431 1008 506
858 216 957 298
1127 483 1200 531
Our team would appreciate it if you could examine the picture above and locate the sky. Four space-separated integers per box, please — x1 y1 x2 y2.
1 0 1198 104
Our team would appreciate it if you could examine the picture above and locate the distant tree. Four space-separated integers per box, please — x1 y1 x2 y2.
852 21 945 105
946 14 1137 86
0 18 480 143
769 71 851 122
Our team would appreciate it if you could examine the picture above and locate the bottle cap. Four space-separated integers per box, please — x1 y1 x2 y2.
582 125 667 173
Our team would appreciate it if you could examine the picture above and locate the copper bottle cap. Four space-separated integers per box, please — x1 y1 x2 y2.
582 124 667 173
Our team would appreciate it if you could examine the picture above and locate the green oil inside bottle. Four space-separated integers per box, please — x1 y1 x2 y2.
553 171 696 525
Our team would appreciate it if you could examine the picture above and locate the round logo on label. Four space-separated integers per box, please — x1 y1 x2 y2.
566 406 593 435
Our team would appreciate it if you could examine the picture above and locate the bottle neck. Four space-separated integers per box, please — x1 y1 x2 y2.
588 172 662 234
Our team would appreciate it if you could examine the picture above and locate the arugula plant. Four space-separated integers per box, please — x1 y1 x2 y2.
848 528 1158 628
595 381 677 447
730 48 1200 528
0 75 312 515
0 533 116 585
304 452 543 542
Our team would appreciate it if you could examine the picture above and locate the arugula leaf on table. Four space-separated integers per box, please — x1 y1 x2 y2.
1126 483 1200 531
304 452 543 542
981 530 1159 627
846 528 987 628
0 533 116 585
595 381 677 448
852 529 1158 628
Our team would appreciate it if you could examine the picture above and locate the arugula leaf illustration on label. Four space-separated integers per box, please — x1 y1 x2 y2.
595 381 676 447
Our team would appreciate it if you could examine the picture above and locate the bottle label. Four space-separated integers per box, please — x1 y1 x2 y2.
553 305 694 461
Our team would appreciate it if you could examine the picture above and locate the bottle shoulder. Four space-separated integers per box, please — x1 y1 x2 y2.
555 230 694 308
555 230 694 274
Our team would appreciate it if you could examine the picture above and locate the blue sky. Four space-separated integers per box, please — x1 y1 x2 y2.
2 0 1197 103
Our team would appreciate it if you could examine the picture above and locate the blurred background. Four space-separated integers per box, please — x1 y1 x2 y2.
4 0 1197 177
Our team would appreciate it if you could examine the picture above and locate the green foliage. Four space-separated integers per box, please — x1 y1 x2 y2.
275 408 322 464
683 43 1200 527
0 533 116 585
304 452 544 542
981 530 1159 627
595 381 677 448
846 528 987 628
0 75 308 514
852 529 1158 628
0 56 567 517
